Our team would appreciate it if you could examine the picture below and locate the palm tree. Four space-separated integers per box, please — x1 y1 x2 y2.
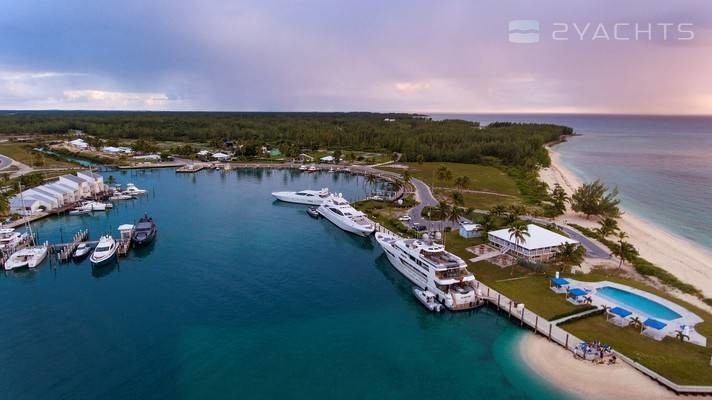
675 329 690 342
489 205 507 217
553 242 584 271
450 191 464 207
630 316 642 329
507 222 530 275
448 206 464 226
436 166 452 184
479 213 496 238
106 175 117 185
454 175 471 189
435 201 451 234
597 217 619 238
401 170 412 187
503 212 519 226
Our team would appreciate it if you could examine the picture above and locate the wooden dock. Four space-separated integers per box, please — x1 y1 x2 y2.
176 164 207 173
56 230 89 262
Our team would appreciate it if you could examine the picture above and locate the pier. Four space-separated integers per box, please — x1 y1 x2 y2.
55 229 88 262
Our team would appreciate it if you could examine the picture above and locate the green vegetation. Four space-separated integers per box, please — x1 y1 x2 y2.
0 111 572 168
563 315 712 385
0 143 76 168
570 179 621 219
383 162 520 195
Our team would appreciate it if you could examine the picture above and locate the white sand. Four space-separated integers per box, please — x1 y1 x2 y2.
519 334 679 399
540 146 712 299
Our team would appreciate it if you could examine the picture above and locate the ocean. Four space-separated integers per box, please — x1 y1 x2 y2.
433 114 712 250
0 169 567 399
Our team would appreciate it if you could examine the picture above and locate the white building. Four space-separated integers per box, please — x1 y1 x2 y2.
459 223 482 239
9 198 43 215
102 146 133 154
76 171 105 194
44 182 77 204
69 138 89 149
133 154 161 161
488 224 579 261
26 187 64 207
320 155 336 163
212 152 231 161
59 175 92 198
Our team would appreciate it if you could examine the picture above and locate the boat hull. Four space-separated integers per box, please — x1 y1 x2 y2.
90 252 117 268
132 231 156 247
271 192 324 206
317 209 374 237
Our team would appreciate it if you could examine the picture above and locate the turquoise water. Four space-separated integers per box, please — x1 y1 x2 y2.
0 168 569 400
596 286 682 321
33 147 97 167
433 114 712 251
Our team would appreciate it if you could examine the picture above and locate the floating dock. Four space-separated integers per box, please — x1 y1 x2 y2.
56 229 89 262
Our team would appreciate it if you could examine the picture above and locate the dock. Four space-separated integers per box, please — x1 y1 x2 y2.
176 164 207 173
55 229 89 262
118 161 186 170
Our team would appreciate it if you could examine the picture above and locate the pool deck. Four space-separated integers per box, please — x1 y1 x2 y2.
566 279 706 346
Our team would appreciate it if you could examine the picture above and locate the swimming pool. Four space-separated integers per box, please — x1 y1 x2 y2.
596 286 682 321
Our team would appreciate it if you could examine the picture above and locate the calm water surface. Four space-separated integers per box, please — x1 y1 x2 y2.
0 169 567 400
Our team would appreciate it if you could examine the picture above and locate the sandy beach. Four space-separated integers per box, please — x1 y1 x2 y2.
540 145 712 299
519 334 679 400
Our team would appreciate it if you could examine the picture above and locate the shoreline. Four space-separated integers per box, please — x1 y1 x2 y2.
518 334 679 400
540 144 712 300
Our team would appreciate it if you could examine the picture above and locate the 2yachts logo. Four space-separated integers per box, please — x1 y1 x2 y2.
509 20 694 43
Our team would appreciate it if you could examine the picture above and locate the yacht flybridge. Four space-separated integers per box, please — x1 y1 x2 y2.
0 227 28 251
271 188 330 205
317 194 375 237
375 232 480 311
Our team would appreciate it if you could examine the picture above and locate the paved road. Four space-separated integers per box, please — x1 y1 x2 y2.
0 154 13 170
528 216 611 259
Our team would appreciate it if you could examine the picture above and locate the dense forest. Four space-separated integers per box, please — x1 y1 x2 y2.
0 111 573 168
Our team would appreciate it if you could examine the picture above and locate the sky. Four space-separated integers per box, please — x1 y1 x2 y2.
1 0 711 114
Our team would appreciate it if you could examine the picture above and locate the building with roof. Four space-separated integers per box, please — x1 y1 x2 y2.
76 171 105 194
69 138 89 149
212 152 231 161
44 182 77 203
102 146 133 154
320 155 336 163
59 175 92 198
487 224 579 261
9 198 42 215
459 223 482 239
26 187 64 207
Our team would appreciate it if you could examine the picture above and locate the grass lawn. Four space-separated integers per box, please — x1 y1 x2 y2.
563 315 712 385
381 162 520 196
434 189 521 210
0 143 76 168
444 232 586 319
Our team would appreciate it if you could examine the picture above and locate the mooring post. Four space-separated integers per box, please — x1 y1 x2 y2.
520 308 524 327
535 315 539 333
565 334 569 349
548 324 552 340
508 301 512 319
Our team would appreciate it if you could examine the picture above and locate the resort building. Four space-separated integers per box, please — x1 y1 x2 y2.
487 224 579 261
59 175 92 198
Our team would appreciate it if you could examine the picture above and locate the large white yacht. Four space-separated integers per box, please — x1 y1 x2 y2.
0 227 28 251
317 194 375 237
271 188 330 205
375 232 480 311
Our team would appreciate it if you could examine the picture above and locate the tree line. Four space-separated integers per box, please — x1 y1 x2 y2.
0 111 573 169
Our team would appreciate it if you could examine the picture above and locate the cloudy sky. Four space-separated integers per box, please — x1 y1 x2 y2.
1 0 711 114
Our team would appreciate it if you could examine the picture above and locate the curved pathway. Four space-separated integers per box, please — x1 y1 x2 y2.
0 154 13 170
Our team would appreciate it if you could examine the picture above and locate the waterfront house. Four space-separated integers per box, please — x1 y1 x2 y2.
102 146 133 155
459 223 482 238
487 224 579 261
320 155 336 163
59 175 92 198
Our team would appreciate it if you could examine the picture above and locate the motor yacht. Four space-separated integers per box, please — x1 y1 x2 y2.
124 183 147 195
4 243 48 270
132 214 157 247
89 235 118 267
375 232 480 311
0 227 28 251
72 243 91 260
316 194 375 237
271 188 330 205
109 193 134 201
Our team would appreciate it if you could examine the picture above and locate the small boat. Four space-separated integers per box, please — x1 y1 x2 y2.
89 235 118 267
4 244 49 270
124 183 147 195
308 165 317 173
413 287 443 312
69 208 91 215
306 207 320 218
72 201 108 213
299 165 308 171
72 243 91 260
132 214 157 247
328 167 334 172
